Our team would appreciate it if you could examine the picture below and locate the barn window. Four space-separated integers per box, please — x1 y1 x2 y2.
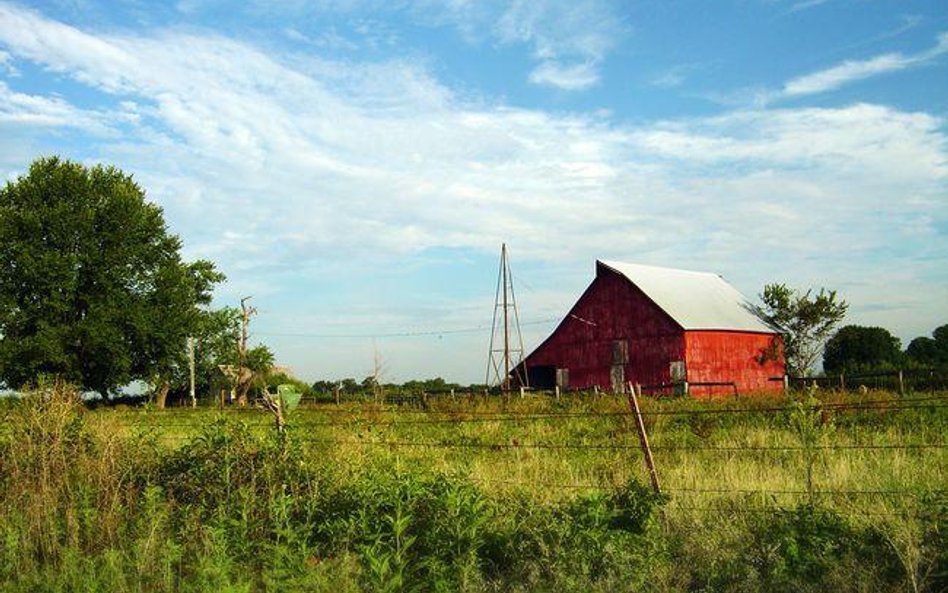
669 360 686 381
612 340 629 365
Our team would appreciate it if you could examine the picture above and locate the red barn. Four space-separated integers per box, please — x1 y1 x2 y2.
519 261 784 395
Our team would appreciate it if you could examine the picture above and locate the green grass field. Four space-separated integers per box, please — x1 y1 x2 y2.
0 386 945 592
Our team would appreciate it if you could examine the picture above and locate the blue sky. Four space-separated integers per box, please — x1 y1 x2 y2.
1 0 946 384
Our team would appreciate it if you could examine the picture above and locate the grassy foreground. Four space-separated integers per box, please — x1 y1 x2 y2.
0 386 944 592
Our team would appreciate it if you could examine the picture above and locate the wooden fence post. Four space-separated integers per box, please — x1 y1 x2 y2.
627 382 661 496
897 370 904 396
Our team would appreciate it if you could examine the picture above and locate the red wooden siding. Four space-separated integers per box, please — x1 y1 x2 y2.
684 331 784 395
523 265 684 390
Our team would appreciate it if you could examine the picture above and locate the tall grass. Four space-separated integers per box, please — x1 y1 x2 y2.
0 384 945 591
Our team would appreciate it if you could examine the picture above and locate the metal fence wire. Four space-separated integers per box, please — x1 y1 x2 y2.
80 392 948 508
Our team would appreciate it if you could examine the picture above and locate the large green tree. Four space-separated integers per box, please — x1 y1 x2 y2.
822 325 902 374
905 324 948 367
0 156 223 397
755 283 848 376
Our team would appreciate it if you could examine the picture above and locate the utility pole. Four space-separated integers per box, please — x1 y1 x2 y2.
188 336 196 408
240 296 256 363
238 296 256 406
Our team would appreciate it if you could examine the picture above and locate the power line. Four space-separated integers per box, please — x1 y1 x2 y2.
253 317 558 339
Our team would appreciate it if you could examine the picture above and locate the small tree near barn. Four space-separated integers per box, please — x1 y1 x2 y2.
0 156 223 398
755 283 848 376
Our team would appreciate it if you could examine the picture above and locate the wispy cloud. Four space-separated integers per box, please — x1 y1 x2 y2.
0 80 114 132
161 0 625 91
649 69 686 89
783 31 948 97
0 47 15 74
648 63 707 89
787 0 832 14
527 60 599 90
494 0 620 90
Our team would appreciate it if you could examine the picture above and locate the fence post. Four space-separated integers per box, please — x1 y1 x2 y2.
897 370 904 396
840 373 846 391
783 374 789 393
554 385 560 399
627 384 661 496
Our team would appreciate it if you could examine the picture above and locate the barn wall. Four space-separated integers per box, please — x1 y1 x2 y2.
684 331 784 395
524 265 684 390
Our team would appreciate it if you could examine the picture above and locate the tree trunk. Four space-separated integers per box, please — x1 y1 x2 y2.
154 382 170 409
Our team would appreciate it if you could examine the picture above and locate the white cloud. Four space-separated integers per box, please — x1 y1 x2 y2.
401 0 621 91
0 47 16 74
649 67 686 89
167 0 624 90
788 0 832 13
528 60 599 90
494 0 619 90
0 80 113 132
783 31 948 97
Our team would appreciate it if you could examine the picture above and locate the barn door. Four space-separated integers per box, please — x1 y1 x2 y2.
556 368 570 390
611 340 628 393
610 365 625 393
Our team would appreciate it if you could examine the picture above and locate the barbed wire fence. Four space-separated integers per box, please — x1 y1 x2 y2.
107 391 948 515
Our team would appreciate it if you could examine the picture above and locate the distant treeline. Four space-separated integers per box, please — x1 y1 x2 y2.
307 376 484 398
821 323 948 375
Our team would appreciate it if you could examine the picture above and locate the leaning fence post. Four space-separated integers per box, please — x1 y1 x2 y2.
627 384 661 496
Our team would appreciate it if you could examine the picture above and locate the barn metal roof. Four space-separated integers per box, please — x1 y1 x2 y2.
598 260 777 333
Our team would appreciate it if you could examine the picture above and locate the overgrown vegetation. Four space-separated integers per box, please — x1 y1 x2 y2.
0 383 944 592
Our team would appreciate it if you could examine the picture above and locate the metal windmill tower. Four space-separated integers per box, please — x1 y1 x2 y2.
486 243 529 391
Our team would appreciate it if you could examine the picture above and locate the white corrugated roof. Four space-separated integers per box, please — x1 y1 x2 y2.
598 260 776 333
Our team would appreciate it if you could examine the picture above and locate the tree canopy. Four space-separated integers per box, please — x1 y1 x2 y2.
905 324 948 367
0 156 223 396
822 325 902 374
755 283 848 376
